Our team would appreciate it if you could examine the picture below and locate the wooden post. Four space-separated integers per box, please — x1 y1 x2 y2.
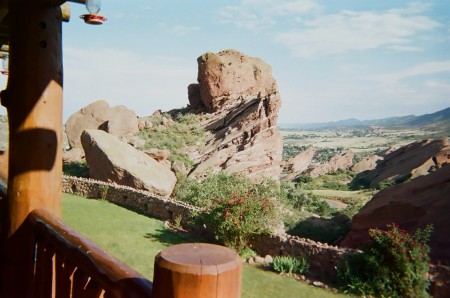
153 243 242 298
0 1 63 296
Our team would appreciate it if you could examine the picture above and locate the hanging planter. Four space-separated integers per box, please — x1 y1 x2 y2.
80 0 107 25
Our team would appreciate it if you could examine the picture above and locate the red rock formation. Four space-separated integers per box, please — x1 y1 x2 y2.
81 129 177 197
307 151 354 178
196 49 277 112
340 164 450 264
283 148 316 180
350 155 383 174
355 138 450 188
65 100 139 149
188 49 282 181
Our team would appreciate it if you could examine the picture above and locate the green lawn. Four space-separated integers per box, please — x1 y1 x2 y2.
62 194 347 298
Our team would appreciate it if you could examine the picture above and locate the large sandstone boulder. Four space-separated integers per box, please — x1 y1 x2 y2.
340 164 450 264
81 129 176 197
196 49 277 112
66 100 139 149
188 49 282 181
283 148 316 180
354 138 450 188
307 151 354 178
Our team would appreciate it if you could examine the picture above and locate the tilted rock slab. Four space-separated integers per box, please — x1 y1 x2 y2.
354 137 450 188
188 49 282 181
350 155 383 174
81 129 176 197
283 148 316 180
340 164 450 264
66 100 139 149
307 150 354 178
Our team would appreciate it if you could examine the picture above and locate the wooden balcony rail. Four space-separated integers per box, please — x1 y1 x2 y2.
28 209 153 298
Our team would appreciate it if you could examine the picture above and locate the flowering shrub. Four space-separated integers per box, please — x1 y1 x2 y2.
198 192 278 252
337 223 433 297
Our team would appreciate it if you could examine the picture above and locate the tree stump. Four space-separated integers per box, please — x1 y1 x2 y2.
152 243 242 298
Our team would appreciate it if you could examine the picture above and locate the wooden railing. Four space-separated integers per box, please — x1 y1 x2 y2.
28 209 153 298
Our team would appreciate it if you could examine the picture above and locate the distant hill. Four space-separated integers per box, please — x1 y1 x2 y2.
280 107 450 130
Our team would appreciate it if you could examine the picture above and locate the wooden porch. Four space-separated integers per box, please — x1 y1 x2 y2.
0 1 241 297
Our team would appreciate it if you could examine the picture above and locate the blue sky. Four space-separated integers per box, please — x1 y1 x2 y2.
1 0 449 123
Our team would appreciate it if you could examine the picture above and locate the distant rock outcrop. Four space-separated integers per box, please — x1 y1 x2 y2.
350 155 383 174
354 138 450 188
307 151 354 178
187 49 282 181
66 100 139 149
283 148 316 180
340 164 450 264
81 129 176 197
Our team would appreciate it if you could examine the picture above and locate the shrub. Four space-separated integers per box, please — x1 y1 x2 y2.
337 223 433 297
197 191 279 253
138 112 206 170
175 171 280 208
272 256 309 275
294 175 313 184
63 161 89 177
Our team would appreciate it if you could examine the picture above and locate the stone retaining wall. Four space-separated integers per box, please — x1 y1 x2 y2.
62 176 199 227
250 233 352 280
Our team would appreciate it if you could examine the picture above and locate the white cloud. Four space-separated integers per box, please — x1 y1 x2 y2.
375 60 450 83
275 4 440 58
218 0 321 30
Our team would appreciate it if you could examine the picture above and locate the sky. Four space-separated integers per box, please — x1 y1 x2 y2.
0 0 449 123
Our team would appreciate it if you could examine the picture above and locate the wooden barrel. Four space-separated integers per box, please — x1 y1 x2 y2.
152 243 242 298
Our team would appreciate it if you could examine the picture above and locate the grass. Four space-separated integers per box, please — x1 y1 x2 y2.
62 193 346 298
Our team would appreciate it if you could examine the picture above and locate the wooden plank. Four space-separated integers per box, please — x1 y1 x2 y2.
84 279 105 298
55 254 76 297
72 268 90 297
33 241 56 298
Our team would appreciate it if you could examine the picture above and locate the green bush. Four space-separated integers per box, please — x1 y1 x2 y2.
175 171 280 208
197 191 279 253
138 112 206 170
294 175 313 184
337 223 432 297
272 256 309 275
63 161 89 177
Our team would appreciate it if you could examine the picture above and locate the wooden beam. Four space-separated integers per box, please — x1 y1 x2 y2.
0 0 63 296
